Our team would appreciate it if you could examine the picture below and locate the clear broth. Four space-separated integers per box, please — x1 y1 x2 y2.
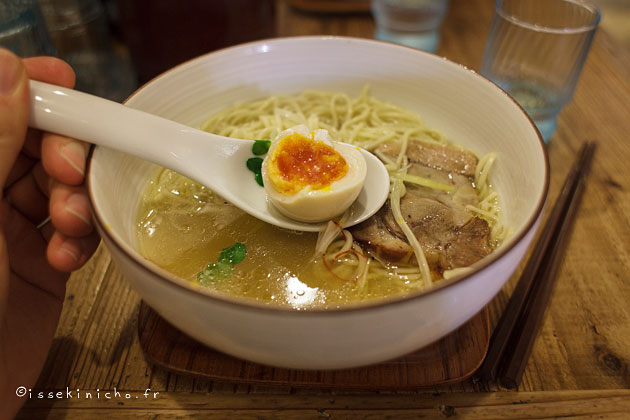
136 169 409 309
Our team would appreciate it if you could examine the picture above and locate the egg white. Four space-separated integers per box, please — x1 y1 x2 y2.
261 125 367 223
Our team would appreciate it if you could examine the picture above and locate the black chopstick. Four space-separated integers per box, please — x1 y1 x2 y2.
475 142 596 387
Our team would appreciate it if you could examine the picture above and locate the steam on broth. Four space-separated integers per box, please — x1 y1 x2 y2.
136 87 507 309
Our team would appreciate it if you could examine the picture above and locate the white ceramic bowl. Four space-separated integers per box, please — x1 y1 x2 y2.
88 36 548 370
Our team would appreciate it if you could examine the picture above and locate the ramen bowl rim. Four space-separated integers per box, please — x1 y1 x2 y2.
86 35 549 315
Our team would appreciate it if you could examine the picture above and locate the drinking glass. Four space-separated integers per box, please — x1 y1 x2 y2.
0 0 56 57
480 0 600 142
39 0 137 102
371 0 451 52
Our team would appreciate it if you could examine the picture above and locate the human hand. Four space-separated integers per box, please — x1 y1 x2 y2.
0 48 100 419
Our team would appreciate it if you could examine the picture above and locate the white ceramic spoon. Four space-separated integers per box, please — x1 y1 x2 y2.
28 81 390 232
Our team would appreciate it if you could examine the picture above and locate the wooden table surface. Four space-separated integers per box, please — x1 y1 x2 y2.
17 0 630 418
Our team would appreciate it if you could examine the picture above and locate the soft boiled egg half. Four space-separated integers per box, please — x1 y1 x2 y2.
261 125 367 223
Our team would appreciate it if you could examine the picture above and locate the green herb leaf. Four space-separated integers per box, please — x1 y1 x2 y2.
246 157 263 173
197 242 247 286
197 261 233 286
218 242 247 265
255 171 264 187
252 140 272 156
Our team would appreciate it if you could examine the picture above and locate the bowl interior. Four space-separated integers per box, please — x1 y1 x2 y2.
88 37 547 301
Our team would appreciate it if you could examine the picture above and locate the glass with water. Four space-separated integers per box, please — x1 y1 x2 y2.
0 0 56 57
480 0 600 142
372 0 451 52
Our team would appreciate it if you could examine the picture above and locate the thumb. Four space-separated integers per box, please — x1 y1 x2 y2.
0 48 29 195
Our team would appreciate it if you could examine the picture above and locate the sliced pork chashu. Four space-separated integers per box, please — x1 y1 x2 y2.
350 139 492 278
378 139 478 176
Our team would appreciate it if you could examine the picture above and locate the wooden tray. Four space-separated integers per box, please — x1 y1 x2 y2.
138 302 489 389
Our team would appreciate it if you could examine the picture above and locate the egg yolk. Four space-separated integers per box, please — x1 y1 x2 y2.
268 133 349 195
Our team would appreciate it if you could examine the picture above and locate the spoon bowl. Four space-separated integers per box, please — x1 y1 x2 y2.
28 80 390 231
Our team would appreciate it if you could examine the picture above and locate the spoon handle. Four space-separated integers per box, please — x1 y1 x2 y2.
28 80 240 182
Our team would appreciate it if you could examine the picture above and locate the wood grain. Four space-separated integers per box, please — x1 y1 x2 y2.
16 390 630 419
15 0 630 417
137 303 489 389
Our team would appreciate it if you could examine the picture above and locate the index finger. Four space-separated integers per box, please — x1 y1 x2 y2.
19 56 77 159
22 57 87 185
23 56 75 88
